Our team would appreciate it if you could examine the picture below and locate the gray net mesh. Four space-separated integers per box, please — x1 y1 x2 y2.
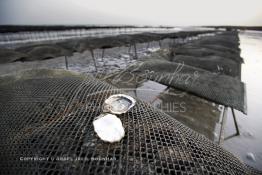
172 55 241 78
128 59 247 114
170 31 242 79
0 75 259 175
0 31 213 63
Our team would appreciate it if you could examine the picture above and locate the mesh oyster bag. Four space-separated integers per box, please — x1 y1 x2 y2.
0 75 260 175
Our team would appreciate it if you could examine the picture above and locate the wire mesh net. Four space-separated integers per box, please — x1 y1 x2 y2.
0 75 260 175
128 59 246 114
171 31 242 79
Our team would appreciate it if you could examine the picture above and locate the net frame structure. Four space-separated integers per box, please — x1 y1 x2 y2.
0 73 260 175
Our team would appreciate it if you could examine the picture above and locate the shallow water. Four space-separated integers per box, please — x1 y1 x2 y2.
223 31 262 170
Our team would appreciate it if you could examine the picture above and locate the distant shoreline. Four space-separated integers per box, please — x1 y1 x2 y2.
0 25 261 33
205 25 262 31
0 25 173 33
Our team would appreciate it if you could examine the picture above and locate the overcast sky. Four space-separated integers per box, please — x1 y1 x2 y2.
0 0 262 26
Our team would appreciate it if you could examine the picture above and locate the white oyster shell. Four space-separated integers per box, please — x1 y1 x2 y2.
93 113 125 143
103 94 136 114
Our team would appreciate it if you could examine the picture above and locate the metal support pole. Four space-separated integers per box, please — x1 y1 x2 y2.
134 84 138 97
101 49 105 65
159 40 162 49
128 44 132 53
147 42 150 50
231 107 240 135
65 56 68 70
128 44 132 61
218 106 228 145
133 43 138 59
101 49 105 59
90 49 98 72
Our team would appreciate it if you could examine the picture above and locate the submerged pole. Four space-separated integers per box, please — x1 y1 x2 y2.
128 44 132 54
101 49 105 65
101 49 105 59
159 40 162 49
90 49 98 72
127 44 133 61
133 43 138 59
65 56 68 70
147 42 150 50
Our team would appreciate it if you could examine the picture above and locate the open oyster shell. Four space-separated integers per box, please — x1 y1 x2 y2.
103 94 136 114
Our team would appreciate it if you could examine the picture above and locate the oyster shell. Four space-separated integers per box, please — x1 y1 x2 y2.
93 113 125 143
103 94 136 114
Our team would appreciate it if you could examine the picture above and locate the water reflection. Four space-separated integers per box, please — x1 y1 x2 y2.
223 31 262 171
136 81 221 141
103 75 222 141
